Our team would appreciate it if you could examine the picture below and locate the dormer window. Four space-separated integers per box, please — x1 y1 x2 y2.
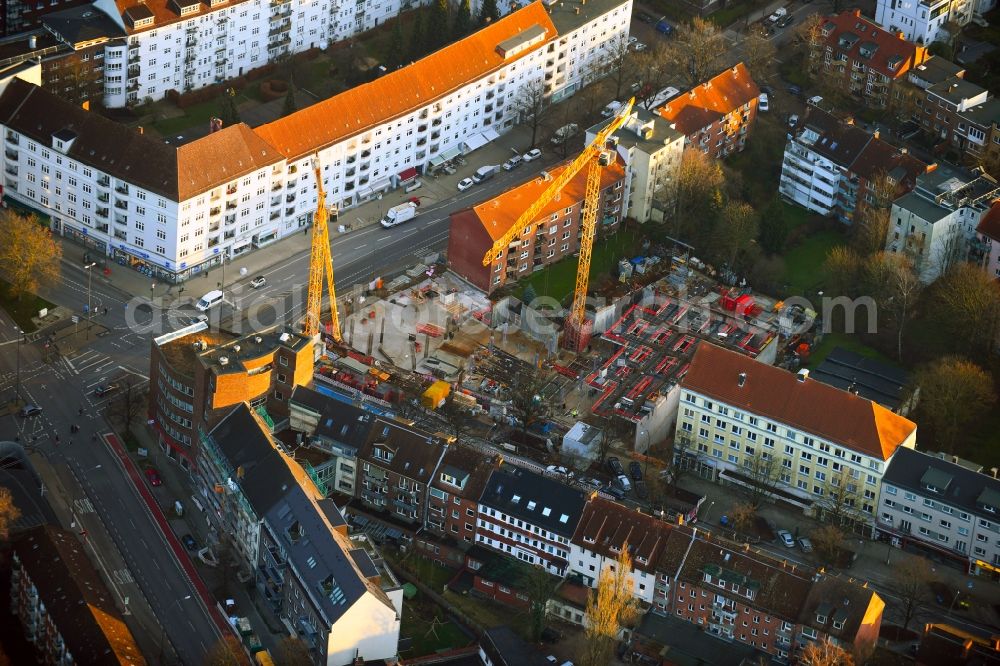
833 619 845 630
816 613 827 624
372 446 393 462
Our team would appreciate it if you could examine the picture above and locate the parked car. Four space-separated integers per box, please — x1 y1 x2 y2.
181 534 198 551
457 177 475 191
634 41 647 52
614 474 632 492
798 537 814 553
634 480 649 499
777 529 795 548
777 14 794 28
607 456 624 476
604 484 626 500
627 36 638 46
144 468 163 487
550 123 579 145
638 12 656 23
93 383 119 398
629 461 643 481
18 405 42 417
545 465 573 478
523 148 542 162
758 93 770 112
787 83 802 96
578 477 603 490
249 275 266 289
787 113 800 128
503 155 523 171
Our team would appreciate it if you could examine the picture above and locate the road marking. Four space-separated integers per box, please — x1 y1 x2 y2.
113 569 134 585
74 498 95 514
119 366 150 381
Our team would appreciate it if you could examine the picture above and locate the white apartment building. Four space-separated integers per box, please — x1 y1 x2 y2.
885 163 1000 282
875 0 974 46
0 0 631 282
586 107 684 223
676 343 917 527
878 447 1000 574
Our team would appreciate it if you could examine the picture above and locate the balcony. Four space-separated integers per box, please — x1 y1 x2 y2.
96 223 109 233
185 38 197 48
127 51 140 65
271 182 282 191
185 53 195 65
96 207 109 218
224 213 236 225
114 214 127 226
114 230 127 241
4 149 16 160
128 65 140 78
97 192 109 203
3 166 15 176
210 206 221 216
97 176 110 187
285 207 295 216
208 237 220 248
285 194 296 203
115 184 129 195
5 133 17 146
270 211 280 220
127 81 139 92
225 200 238 211
114 199 128 210
224 230 236 240
208 223 221 233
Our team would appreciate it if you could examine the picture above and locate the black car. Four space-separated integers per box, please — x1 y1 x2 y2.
634 480 649 500
181 534 198 551
604 484 626 500
94 383 119 398
629 461 643 481
638 11 655 23
607 457 624 476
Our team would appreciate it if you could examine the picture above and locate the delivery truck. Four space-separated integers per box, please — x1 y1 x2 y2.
380 201 418 228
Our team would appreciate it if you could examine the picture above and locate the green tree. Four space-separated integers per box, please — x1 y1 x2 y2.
407 11 426 63
282 84 296 117
522 283 538 307
478 0 500 25
218 87 240 126
758 198 789 255
386 18 405 69
453 0 472 39
428 0 451 50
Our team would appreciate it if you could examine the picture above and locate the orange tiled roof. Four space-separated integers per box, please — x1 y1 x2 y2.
822 10 926 80
115 0 255 33
682 342 916 460
176 123 283 200
657 62 759 137
254 2 558 161
471 158 626 243
977 200 1000 241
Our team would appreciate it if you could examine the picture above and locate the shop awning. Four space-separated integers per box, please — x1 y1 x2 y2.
428 146 462 167
462 133 489 153
356 177 392 199
482 128 500 142
397 167 418 183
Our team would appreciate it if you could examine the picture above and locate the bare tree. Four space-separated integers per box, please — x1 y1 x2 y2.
864 253 922 359
108 375 146 435
277 637 313 666
673 147 725 247
796 14 826 78
523 564 559 642
742 33 777 80
511 78 551 149
601 33 637 101
913 357 995 453
890 557 936 630
739 450 782 510
713 201 759 275
662 19 726 89
204 636 243 666
508 369 549 437
632 42 675 108
926 263 1000 362
815 470 867 535
811 524 845 562
729 501 757 539
580 546 639 666
0 487 21 541
801 639 855 666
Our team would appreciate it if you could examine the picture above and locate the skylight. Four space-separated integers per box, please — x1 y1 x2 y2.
527 501 536 510
512 494 521 504
559 514 569 523
542 507 551 516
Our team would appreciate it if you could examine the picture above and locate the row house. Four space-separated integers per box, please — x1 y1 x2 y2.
675 342 917 528
355 418 449 525
875 0 974 46
586 107 685 223
878 446 1000 574
656 62 760 160
779 106 929 223
973 200 1000 278
448 155 626 294
884 162 1000 282
198 404 403 665
818 11 928 109
10 526 146 666
149 322 313 470
476 465 589 575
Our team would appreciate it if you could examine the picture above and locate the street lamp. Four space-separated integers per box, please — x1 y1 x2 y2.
83 262 96 340
158 594 193 665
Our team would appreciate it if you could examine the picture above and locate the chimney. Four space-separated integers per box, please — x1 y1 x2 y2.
28 35 36 49
797 368 809 383
952 456 959 464
137 126 143 135
737 372 747 388
574 6 579 13
991 467 998 479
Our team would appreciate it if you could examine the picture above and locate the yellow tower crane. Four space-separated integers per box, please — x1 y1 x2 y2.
480 98 635 351
304 155 342 341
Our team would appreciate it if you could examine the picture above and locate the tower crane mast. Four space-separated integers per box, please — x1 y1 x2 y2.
304 156 342 341
480 98 635 350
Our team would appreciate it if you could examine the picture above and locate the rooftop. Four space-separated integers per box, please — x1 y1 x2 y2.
289 385 377 455
810 347 909 411
682 342 917 460
0 31 65 67
432 445 501 502
636 612 759 665
656 62 760 136
155 323 309 379
114 0 255 34
357 418 448 484
587 107 684 154
883 447 1000 524
481 625 553 666
481 465 589 537
571 497 674 572
962 97 1000 128
927 76 988 105
822 10 926 79
977 200 1000 241
799 576 884 642
907 56 966 88
911 163 999 211
13 526 146 666
41 5 125 47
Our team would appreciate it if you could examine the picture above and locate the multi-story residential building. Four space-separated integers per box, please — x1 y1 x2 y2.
973 200 1000 278
423 446 501 558
2 0 93 36
675 342 917 526
779 106 929 222
198 403 402 665
656 62 759 160
917 623 1000 663
355 418 449 525
907 54 967 91
40 5 124 107
818 11 928 108
10 526 146 666
877 446 1000 574
568 497 674 606
0 1 632 281
919 75 990 147
448 157 626 294
586 107 684 223
884 162 1000 282
476 465 588 575
875 0 973 46
149 321 314 470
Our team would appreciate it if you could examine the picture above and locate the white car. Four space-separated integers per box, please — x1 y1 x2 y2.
523 148 542 162
758 93 769 112
627 36 638 46
777 529 795 548
249 275 266 288
788 113 799 128
546 465 573 478
634 41 647 52
457 177 475 191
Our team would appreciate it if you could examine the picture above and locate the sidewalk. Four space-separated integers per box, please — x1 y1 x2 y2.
56 124 537 303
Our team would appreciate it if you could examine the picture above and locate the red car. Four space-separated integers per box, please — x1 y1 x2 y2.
144 468 162 487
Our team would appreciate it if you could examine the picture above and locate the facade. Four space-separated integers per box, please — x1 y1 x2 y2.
875 0 973 46
198 403 402 665
2 0 93 36
476 466 589 575
877 446 1000 573
10 526 146 666
779 107 929 222
919 76 990 149
675 342 918 523
149 321 314 470
884 163 1000 282
355 418 448 525
424 446 501 554
656 62 759 160
41 5 125 107
585 107 684 223
818 11 928 108
448 156 626 294
973 200 1000 278
0 0 632 282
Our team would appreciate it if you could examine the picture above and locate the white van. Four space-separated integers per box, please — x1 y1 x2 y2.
195 289 224 311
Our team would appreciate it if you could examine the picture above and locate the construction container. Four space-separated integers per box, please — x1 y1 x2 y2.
421 380 451 409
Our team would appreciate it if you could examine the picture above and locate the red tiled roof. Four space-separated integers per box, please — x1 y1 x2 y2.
115 0 255 34
255 2 558 160
822 10 927 80
571 497 673 573
470 158 626 242
977 200 1000 241
656 62 759 137
681 342 916 460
